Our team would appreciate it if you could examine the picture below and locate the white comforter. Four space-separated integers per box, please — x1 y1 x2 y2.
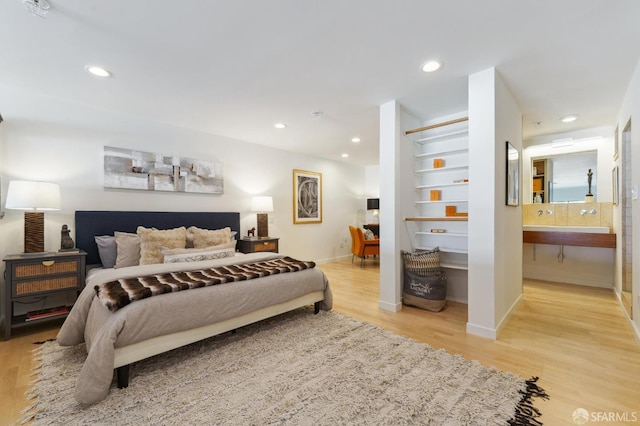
57 252 332 404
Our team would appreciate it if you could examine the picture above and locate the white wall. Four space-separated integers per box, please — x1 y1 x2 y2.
0 88 365 268
616 56 640 338
378 101 417 312
467 67 523 339
494 70 524 330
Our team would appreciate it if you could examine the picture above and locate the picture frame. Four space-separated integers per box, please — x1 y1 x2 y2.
613 166 619 205
613 125 619 160
104 146 224 194
505 141 519 206
293 169 322 224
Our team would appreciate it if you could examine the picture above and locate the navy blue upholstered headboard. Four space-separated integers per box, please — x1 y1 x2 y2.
75 211 241 266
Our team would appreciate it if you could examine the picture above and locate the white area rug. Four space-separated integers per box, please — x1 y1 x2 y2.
25 308 546 425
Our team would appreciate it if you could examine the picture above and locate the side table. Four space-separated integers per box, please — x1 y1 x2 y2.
237 237 279 254
3 250 87 340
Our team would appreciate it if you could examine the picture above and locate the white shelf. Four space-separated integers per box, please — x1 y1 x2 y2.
415 165 468 173
415 246 469 255
415 182 468 189
415 199 467 204
415 232 467 237
415 148 468 159
405 217 468 222
414 130 468 144
441 262 469 271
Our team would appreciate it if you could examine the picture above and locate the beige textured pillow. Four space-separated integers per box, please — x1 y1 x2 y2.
114 232 141 268
187 226 232 249
137 226 187 265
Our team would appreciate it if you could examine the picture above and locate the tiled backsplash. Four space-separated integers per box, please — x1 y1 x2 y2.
523 202 613 229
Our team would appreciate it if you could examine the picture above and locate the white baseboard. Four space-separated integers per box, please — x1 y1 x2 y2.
465 294 522 340
446 296 468 304
613 287 640 346
495 293 522 338
379 300 402 312
523 271 611 289
316 254 352 264
466 322 497 340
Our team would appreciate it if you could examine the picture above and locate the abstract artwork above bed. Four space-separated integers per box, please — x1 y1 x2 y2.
104 146 224 194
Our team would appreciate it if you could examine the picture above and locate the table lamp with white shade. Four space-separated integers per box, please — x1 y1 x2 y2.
5 180 61 254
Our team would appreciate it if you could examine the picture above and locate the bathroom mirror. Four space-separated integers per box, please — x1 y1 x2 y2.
506 142 519 206
531 151 597 203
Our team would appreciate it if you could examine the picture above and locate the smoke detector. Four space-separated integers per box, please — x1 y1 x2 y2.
311 111 323 119
23 0 50 18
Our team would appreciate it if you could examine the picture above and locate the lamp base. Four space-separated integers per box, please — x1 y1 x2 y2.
24 211 45 253
257 213 269 238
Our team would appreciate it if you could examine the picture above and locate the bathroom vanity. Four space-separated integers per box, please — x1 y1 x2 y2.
522 203 616 288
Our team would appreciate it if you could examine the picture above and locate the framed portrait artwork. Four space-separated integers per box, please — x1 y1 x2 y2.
613 166 619 205
505 141 519 206
293 169 322 224
614 125 619 160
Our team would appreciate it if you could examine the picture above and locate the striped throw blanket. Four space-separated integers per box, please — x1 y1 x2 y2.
95 257 316 312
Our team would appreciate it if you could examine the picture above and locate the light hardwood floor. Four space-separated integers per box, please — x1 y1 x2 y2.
1 257 639 425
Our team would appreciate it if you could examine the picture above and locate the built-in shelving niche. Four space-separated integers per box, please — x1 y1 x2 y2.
405 117 469 302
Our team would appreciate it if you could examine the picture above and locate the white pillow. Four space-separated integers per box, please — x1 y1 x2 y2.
162 241 236 263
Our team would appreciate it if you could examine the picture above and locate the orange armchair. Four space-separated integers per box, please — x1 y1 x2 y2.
349 226 380 267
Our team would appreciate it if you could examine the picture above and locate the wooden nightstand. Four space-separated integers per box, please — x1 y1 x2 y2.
237 237 279 254
3 251 87 340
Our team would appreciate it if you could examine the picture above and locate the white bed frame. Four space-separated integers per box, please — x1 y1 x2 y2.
114 291 325 386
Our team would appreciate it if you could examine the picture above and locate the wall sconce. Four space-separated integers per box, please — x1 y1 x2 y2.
251 196 273 238
367 198 379 224
5 180 61 253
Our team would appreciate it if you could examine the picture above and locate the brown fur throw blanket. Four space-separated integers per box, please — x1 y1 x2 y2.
95 257 316 312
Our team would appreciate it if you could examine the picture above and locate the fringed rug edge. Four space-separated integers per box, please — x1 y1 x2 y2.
508 376 550 426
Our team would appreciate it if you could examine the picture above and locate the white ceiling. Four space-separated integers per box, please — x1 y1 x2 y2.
1 1 639 166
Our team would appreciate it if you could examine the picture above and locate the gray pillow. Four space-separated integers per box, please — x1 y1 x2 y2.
94 235 116 268
114 231 141 268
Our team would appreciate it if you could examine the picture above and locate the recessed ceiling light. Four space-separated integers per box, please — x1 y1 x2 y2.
341 153 349 158
560 115 578 123
351 137 361 143
421 60 442 73
85 65 112 78
274 123 287 129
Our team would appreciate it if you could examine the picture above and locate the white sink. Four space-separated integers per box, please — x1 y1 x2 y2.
523 225 610 234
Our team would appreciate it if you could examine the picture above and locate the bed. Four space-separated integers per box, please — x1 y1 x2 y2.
57 211 332 404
